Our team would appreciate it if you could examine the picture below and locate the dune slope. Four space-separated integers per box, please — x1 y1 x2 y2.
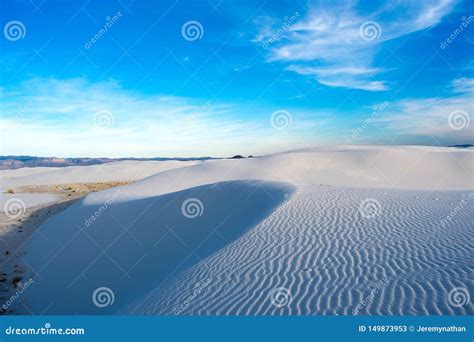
83 146 473 208
18 180 294 314
9 145 474 315
127 186 473 315
1 160 201 188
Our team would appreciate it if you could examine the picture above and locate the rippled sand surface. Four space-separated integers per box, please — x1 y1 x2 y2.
130 186 473 315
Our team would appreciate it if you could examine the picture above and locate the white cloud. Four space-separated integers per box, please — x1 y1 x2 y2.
451 77 474 94
255 0 454 91
287 65 389 91
371 87 473 143
2 76 470 157
0 78 334 157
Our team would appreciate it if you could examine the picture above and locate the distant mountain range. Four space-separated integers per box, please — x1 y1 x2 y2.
0 156 217 170
449 144 474 149
1 146 470 170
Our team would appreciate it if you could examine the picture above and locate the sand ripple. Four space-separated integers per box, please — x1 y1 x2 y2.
129 186 474 315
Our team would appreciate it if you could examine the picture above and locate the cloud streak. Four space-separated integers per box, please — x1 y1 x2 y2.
1 76 470 158
0 78 333 157
355 78 473 143
255 0 454 91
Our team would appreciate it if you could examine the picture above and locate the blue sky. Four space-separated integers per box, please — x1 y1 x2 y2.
1 0 473 157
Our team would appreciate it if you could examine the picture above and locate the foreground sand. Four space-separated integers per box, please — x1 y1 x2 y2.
128 186 473 315
0 182 129 314
2 146 473 315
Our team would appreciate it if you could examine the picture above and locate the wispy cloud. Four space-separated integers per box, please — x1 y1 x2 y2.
1 76 470 157
255 0 454 91
0 78 333 157
451 77 474 94
287 65 388 91
370 78 473 142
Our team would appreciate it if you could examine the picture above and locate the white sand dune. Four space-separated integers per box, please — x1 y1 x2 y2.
10 145 474 315
0 193 61 210
128 186 473 315
0 167 61 180
1 160 201 188
83 145 473 206
18 180 293 314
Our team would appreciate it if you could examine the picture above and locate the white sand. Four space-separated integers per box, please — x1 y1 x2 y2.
129 186 473 315
83 145 473 206
18 180 294 314
0 193 61 211
0 167 61 180
5 145 474 315
0 160 202 189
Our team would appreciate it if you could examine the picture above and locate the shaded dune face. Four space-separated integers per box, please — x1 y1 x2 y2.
2 160 201 187
127 186 474 316
18 180 295 314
